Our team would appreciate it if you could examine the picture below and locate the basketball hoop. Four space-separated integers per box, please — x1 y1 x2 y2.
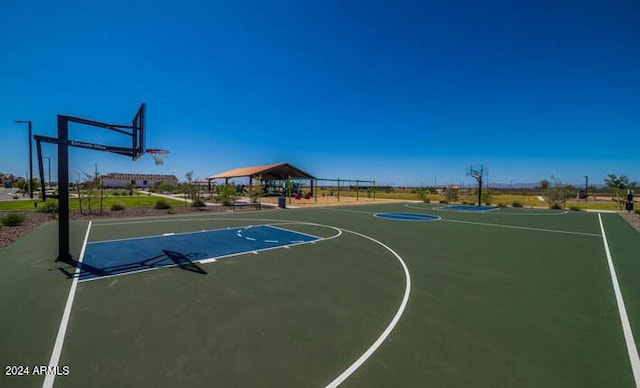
146 149 169 165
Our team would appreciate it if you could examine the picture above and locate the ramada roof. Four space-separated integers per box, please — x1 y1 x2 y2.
207 163 315 180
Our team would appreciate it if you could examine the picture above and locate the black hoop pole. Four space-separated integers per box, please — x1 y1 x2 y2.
57 115 72 262
34 105 144 263
36 138 46 201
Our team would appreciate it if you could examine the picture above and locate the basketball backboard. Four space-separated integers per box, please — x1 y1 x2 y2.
466 164 487 179
132 103 146 160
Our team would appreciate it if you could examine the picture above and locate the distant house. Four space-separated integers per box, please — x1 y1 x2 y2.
100 173 178 188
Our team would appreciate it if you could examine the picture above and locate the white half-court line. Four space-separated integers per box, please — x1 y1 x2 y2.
43 221 92 388
325 227 411 388
598 213 640 386
441 219 600 237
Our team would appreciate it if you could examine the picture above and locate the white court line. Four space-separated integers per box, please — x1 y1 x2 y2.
404 203 570 216
373 213 441 222
321 207 376 215
67 216 409 387
442 219 601 237
43 221 92 388
432 205 499 212
266 224 324 240
79 223 343 283
89 225 246 245
325 227 411 388
598 213 640 386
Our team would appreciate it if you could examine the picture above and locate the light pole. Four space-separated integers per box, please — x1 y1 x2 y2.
15 120 33 199
584 175 588 202
43 156 51 189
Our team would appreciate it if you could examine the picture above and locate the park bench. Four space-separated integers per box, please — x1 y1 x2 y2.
230 201 261 211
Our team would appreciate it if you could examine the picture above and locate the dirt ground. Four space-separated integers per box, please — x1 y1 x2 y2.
619 211 640 233
0 206 235 249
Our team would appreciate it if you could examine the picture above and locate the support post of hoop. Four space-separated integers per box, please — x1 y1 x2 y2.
57 115 72 262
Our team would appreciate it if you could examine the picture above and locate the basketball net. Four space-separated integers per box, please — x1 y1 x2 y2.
146 149 169 165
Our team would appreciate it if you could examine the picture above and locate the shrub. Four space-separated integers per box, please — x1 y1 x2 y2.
154 199 172 210
512 201 523 208
416 189 430 203
439 199 449 204
1 213 25 227
192 198 207 208
551 203 563 210
12 195 19 200
38 200 59 216
167 208 176 214
497 203 507 208
246 181 264 203
113 192 120 196
568 205 581 211
216 185 238 206
635 209 640 215
110 202 126 211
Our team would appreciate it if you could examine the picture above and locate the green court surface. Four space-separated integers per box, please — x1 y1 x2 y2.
1 203 639 387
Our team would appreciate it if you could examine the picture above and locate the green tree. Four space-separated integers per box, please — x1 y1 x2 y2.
604 174 636 210
416 188 430 203
538 179 550 192
481 189 492 205
124 182 135 196
217 185 238 206
542 175 573 209
245 176 264 203
15 178 26 191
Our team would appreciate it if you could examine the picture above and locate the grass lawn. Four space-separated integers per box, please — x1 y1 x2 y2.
563 200 623 211
0 195 185 211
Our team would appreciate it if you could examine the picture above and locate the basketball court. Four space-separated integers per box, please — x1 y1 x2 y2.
1 105 638 387
1 202 639 387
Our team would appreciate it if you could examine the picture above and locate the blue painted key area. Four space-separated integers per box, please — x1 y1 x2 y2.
79 225 318 281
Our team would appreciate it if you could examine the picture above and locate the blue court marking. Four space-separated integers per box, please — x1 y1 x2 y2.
434 205 498 212
373 213 441 221
79 225 319 282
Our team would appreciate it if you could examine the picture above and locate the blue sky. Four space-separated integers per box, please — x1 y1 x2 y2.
1 0 638 186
